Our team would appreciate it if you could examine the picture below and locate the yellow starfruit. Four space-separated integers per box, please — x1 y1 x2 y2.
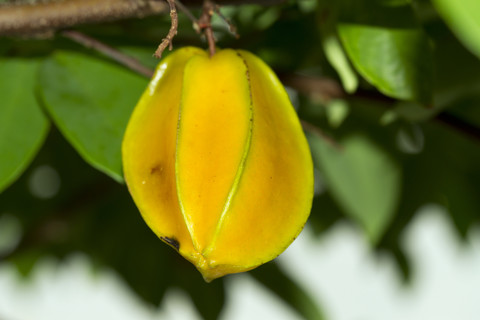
122 47 313 282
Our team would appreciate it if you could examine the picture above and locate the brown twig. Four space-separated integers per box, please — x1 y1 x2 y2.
198 0 216 57
214 4 239 38
61 30 154 78
154 0 178 58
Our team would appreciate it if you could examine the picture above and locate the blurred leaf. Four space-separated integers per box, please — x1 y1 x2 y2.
10 249 45 277
431 0 480 59
395 123 425 154
0 58 49 193
425 21 480 97
39 51 148 182
317 1 358 93
298 0 318 13
308 192 345 237
378 116 480 282
419 117 480 236
325 99 350 128
322 35 358 93
338 23 433 104
307 133 401 243
383 102 440 123
0 214 22 255
237 5 281 31
178 272 225 320
444 93 480 129
250 262 325 320
0 128 173 302
73 187 174 306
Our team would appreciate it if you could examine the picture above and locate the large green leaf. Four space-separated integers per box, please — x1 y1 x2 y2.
0 58 49 193
39 51 148 182
432 0 480 59
307 133 401 243
338 23 433 104
332 1 433 104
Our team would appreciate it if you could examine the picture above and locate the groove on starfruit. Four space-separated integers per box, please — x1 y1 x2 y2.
122 47 313 282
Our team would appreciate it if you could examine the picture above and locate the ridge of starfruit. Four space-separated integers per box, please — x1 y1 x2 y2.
122 47 313 282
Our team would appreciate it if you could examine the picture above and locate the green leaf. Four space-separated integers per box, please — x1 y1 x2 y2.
325 99 350 127
432 0 480 59
178 272 225 320
0 58 49 193
332 1 434 104
322 35 358 93
307 133 401 243
338 23 433 104
39 51 148 182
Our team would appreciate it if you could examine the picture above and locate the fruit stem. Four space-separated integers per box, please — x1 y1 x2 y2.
199 0 216 57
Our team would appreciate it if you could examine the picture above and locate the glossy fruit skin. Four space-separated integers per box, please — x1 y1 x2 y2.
122 47 313 282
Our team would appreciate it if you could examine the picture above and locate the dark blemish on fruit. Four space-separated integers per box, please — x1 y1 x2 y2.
161 236 180 251
150 164 163 175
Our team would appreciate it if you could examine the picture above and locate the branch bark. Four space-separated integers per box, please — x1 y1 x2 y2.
0 0 286 37
0 0 168 36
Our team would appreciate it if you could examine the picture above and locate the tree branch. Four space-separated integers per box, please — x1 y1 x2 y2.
0 0 286 37
198 0 216 57
436 112 480 142
0 0 168 37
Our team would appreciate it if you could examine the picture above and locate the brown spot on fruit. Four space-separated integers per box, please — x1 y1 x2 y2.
160 236 180 251
150 164 165 176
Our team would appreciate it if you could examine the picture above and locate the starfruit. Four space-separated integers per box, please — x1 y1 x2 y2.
122 47 313 282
